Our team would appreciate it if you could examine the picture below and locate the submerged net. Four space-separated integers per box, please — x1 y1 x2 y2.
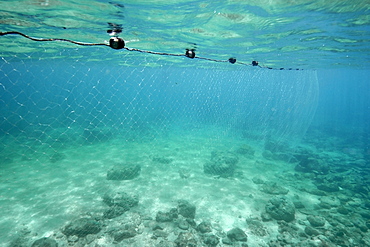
0 45 318 158
0 37 318 245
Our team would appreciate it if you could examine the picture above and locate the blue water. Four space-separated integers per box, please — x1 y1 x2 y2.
1 52 369 246
314 69 370 132
0 55 319 146
0 1 370 246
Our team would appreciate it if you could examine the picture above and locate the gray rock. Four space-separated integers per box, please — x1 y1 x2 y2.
304 226 320 236
359 209 370 219
227 227 248 242
261 212 272 222
169 208 179 218
337 206 350 215
174 232 197 247
307 215 325 227
211 150 239 165
295 157 329 175
306 189 327 196
265 197 295 222
318 202 332 209
31 237 58 247
196 221 212 233
155 208 178 222
103 206 128 219
316 183 339 192
156 211 175 222
67 235 78 243
204 151 238 177
186 218 197 227
157 240 173 247
177 219 190 230
112 228 137 242
262 140 294 161
152 224 164 230
107 163 141 180
153 229 169 238
335 216 353 227
352 217 368 232
293 200 305 209
103 192 138 209
85 234 96 245
222 237 233 245
178 200 196 219
62 218 102 237
203 234 219 247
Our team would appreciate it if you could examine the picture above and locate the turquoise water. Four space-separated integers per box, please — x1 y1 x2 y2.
0 1 370 246
0 0 369 68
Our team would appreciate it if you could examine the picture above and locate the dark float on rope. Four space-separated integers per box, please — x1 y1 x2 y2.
0 30 303 70
228 58 237 64
185 49 196 59
109 37 125 49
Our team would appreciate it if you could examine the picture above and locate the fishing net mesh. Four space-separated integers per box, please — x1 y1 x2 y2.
0 39 318 245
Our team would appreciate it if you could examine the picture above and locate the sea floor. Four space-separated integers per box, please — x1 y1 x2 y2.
0 125 369 247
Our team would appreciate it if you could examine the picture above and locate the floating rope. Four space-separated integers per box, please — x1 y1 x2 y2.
0 31 302 70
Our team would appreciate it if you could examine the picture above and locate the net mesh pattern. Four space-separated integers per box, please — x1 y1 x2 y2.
0 44 318 245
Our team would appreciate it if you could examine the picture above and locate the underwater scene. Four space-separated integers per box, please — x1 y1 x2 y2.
0 1 370 247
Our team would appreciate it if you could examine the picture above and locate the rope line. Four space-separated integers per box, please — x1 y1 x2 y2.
0 31 302 70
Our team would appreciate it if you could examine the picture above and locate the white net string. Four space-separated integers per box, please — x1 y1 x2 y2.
0 42 318 245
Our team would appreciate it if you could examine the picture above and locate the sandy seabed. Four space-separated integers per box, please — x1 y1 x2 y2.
1 126 369 247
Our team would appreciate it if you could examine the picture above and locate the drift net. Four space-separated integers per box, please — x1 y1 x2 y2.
0 37 318 246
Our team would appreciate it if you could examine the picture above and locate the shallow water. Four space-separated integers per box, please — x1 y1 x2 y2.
0 0 369 69
0 1 370 247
